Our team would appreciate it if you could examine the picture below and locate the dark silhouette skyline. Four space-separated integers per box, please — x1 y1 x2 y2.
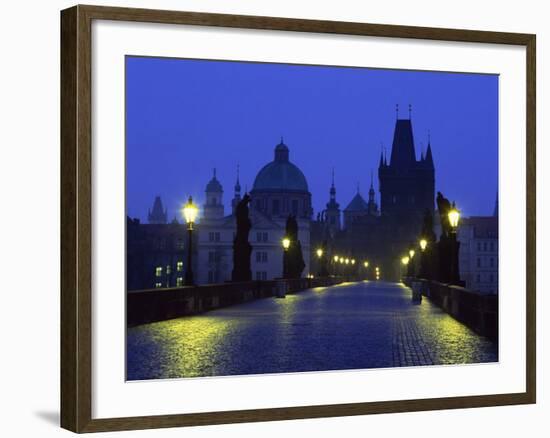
126 56 498 222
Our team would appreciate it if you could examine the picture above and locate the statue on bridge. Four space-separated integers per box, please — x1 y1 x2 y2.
283 215 305 279
232 194 252 282
436 191 452 239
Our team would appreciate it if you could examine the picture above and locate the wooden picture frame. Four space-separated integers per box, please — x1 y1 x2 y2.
61 4 536 433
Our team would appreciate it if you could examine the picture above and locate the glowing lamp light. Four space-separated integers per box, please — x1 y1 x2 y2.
409 249 415 259
316 248 324 258
351 259 356 265
419 239 428 251
364 261 369 268
339 257 344 264
345 258 350 265
182 196 199 227
333 255 339 262
282 237 291 250
401 256 410 266
448 203 460 229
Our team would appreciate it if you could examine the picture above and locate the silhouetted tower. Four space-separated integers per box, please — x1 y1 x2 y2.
231 165 242 214
203 168 224 220
148 196 167 224
325 168 341 234
378 109 435 223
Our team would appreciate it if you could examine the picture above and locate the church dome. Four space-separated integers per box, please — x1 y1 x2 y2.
252 140 309 192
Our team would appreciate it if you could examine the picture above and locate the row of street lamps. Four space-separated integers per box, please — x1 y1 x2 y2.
180 195 387 285
400 203 461 280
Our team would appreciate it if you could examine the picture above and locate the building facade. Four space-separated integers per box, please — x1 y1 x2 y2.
196 140 312 284
126 214 196 290
457 216 499 294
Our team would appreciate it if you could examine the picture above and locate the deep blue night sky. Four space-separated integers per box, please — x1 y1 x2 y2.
126 56 498 222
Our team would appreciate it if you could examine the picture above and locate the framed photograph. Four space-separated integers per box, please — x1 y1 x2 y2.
60 5 536 433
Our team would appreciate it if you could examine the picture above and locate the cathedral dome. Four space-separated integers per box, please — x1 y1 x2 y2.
252 140 309 193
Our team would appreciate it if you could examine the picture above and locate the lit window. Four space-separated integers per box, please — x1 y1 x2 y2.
155 282 162 288
176 277 183 287
166 265 171 274
155 266 163 277
176 261 183 271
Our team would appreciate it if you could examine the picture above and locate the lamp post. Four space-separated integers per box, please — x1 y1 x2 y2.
316 247 325 277
282 237 290 278
363 260 369 280
448 202 461 284
407 248 415 277
182 196 198 286
419 238 429 279
401 255 409 281
333 254 339 276
419 239 428 252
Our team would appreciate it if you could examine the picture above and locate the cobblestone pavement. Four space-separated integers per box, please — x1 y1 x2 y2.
127 281 498 380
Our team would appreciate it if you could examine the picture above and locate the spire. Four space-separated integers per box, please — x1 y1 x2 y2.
148 196 168 224
232 164 242 214
378 146 385 168
420 142 425 161
234 164 241 194
425 138 434 168
389 118 416 168
330 168 336 199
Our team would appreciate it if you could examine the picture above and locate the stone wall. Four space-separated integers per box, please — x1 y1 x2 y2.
405 278 498 340
128 277 343 326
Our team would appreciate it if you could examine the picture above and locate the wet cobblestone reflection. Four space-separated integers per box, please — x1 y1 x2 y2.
127 281 497 380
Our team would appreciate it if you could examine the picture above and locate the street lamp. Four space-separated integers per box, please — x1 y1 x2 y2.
364 261 369 268
282 237 291 251
351 259 356 265
401 256 410 266
182 196 198 285
448 202 460 232
316 248 325 277
345 258 349 265
408 249 415 259
448 202 461 285
419 238 428 252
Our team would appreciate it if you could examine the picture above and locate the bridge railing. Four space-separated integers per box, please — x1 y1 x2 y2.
404 278 498 340
128 276 345 326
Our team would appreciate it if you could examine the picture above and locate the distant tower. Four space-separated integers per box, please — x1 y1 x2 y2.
203 168 224 220
147 196 167 224
325 169 341 234
378 117 435 220
367 171 379 215
493 191 498 217
231 165 242 214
